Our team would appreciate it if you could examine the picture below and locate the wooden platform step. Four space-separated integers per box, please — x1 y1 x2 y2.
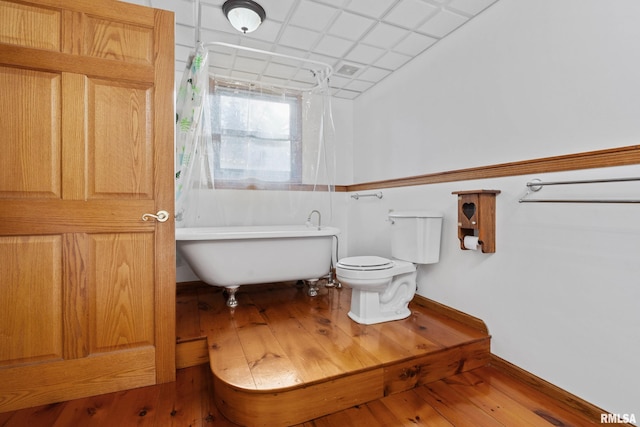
177 282 491 427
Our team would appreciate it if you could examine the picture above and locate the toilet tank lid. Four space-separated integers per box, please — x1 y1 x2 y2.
388 210 443 218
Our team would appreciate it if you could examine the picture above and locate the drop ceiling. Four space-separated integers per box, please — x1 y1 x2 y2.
122 0 500 99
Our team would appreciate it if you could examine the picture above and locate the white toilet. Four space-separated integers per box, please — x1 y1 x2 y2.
336 211 443 325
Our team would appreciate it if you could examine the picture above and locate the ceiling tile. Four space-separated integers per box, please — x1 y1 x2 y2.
198 28 240 45
362 22 408 50
358 66 392 83
230 69 260 82
329 11 376 41
315 0 350 7
156 0 193 25
233 56 268 75
383 0 438 29
333 88 360 99
242 19 282 43
209 51 234 69
448 0 497 16
374 51 412 70
344 79 375 92
419 9 468 38
263 62 297 79
328 73 352 87
141 0 501 98
345 43 386 64
198 3 227 32
290 1 339 31
292 68 319 84
346 0 396 19
175 45 194 64
313 34 354 58
176 23 196 46
260 0 298 23
393 32 437 56
279 25 322 51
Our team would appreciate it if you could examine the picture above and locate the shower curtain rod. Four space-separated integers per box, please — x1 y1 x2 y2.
202 42 334 92
193 0 333 91
202 42 334 78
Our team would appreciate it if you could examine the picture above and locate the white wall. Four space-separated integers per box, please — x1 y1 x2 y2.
353 0 640 183
349 0 640 418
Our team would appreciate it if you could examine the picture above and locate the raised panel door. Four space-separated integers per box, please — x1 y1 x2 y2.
0 0 174 412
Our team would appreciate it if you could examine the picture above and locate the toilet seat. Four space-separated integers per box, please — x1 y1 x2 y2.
337 256 394 271
336 256 415 280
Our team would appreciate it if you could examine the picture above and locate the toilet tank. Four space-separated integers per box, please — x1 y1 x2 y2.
389 211 443 264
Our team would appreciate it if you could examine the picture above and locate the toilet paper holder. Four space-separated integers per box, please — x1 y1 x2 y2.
452 189 500 253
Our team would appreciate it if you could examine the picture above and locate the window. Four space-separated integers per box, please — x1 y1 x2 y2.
210 83 302 185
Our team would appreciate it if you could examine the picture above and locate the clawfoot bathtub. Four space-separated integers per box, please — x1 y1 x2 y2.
176 225 340 307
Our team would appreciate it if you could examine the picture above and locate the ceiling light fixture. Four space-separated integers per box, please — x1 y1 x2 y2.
222 0 266 34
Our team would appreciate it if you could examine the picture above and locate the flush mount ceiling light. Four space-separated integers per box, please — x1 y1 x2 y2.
222 0 266 34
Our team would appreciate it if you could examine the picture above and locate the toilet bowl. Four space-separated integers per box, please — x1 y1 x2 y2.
336 256 417 324
336 211 443 325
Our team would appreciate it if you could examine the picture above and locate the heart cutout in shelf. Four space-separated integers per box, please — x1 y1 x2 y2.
462 202 476 220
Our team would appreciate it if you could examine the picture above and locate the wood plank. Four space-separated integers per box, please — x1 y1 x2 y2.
306 404 384 427
490 354 607 423
364 399 411 426
473 366 599 425
331 302 415 364
161 362 204 427
286 289 381 372
369 315 443 357
383 339 491 395
176 290 203 341
198 290 256 390
214 367 384 427
247 291 347 383
83 386 160 427
0 401 66 427
176 338 209 369
414 379 505 427
230 299 303 390
378 389 454 426
441 371 554 427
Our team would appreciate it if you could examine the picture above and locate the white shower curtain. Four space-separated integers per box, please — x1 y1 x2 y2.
175 45 336 228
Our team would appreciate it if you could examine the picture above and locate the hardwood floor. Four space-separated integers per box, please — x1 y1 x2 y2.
0 282 605 426
0 363 600 426
178 282 491 426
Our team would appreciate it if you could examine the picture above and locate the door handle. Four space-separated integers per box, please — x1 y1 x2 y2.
142 210 170 222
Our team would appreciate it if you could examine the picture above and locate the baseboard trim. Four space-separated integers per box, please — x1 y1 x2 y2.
412 295 635 426
489 354 635 426
412 294 489 334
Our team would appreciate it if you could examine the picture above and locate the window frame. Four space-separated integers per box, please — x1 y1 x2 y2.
209 80 303 188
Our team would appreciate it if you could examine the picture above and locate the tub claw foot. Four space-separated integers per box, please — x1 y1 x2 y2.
306 279 319 297
226 287 239 308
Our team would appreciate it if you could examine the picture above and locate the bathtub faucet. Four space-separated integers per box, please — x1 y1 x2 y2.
307 210 321 230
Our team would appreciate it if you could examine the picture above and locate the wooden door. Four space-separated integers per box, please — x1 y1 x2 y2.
0 0 175 412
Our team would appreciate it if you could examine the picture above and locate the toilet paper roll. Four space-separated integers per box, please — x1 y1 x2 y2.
463 235 480 251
